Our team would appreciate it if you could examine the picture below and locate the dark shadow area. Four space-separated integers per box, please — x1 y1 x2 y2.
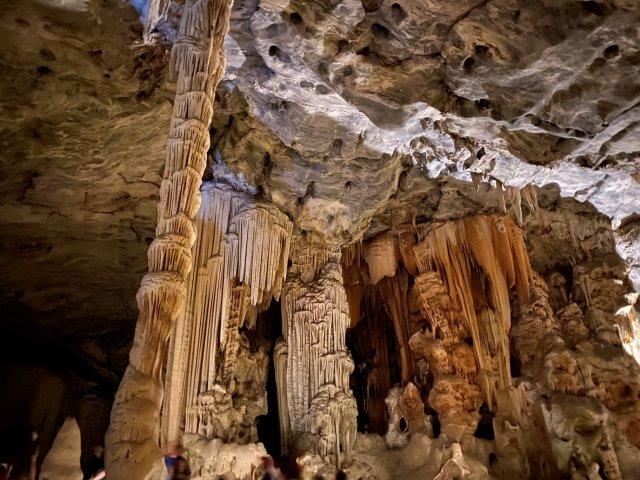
255 300 282 459
347 289 401 434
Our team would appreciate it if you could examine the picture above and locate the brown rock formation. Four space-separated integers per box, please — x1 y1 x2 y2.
2 1 640 479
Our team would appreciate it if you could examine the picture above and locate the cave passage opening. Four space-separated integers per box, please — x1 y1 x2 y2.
346 288 402 435
254 300 282 460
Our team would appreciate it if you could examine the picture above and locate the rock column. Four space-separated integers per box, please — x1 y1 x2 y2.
105 1 232 478
275 233 357 463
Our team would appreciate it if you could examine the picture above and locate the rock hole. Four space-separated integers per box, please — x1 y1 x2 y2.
145 237 154 245
435 327 444 340
391 3 407 21
318 61 329 75
476 147 486 159
268 45 289 62
462 57 475 70
341 65 354 76
399 417 408 433
357 46 370 56
332 138 343 148
426 407 441 438
345 181 352 190
289 12 303 24
262 152 272 176
489 453 497 466
361 0 383 12
304 181 315 200
510 353 522 378
475 98 491 109
338 39 349 52
604 44 619 59
474 402 495 440
582 1 606 15
315 84 331 94
371 23 391 39
36 65 53 76
39 48 56 61
474 44 489 55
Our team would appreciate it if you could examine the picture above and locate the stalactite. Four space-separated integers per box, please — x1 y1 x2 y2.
364 233 398 285
412 214 532 412
341 243 365 329
105 2 233 478
162 183 292 445
276 233 357 463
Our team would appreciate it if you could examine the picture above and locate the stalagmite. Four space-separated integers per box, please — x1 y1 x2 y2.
105 2 233 478
384 382 429 448
162 183 292 445
276 233 357 463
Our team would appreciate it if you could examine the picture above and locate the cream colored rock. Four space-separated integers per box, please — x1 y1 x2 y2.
105 1 234 478
277 233 357 463
40 418 83 480
162 182 292 445
183 434 267 480
384 382 429 449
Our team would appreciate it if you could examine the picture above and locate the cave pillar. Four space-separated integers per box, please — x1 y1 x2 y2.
105 1 233 478
275 233 357 463
161 184 292 445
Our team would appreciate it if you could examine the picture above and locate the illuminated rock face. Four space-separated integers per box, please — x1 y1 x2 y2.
105 1 234 479
276 233 358 462
162 183 292 445
2 1 640 480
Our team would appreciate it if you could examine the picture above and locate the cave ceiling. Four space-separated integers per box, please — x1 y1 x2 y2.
0 0 639 335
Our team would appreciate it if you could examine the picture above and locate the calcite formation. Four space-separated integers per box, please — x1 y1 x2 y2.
105 1 233 478
162 182 292 445
3 1 640 480
276 233 358 463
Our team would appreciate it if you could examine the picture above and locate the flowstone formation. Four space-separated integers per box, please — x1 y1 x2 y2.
161 181 291 474
276 233 358 463
336 212 640 480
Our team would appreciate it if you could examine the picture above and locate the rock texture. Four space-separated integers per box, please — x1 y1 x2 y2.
2 0 640 479
105 1 233 479
0 0 171 333
276 233 358 462
40 417 83 480
162 182 291 445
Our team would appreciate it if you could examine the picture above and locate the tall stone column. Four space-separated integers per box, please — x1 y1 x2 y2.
105 1 232 478
275 233 357 464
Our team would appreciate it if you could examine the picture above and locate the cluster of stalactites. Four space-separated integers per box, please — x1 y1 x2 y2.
276 234 357 463
413 214 532 409
342 230 419 383
469 176 540 226
162 182 292 443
